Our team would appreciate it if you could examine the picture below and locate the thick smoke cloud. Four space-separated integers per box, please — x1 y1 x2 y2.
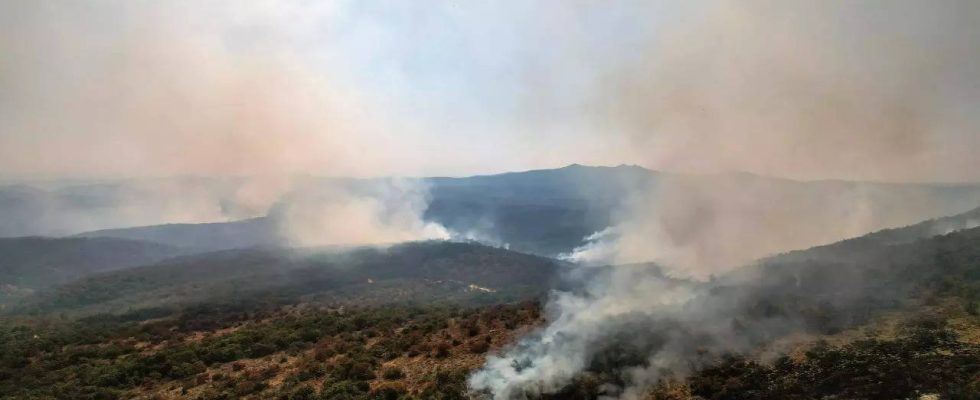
585 0 980 275
0 1 449 244
471 1 980 398
0 1 381 179
565 174 980 277
607 0 980 183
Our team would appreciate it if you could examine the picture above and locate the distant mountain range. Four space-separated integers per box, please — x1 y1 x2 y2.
4 164 980 258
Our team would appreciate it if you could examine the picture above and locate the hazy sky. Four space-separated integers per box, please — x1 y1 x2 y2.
1 1 978 181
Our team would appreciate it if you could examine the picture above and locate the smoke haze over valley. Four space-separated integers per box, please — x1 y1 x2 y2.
1 1 980 399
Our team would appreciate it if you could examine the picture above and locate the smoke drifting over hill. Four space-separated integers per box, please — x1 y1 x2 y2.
579 0 980 276
274 178 450 247
0 1 452 245
471 1 980 398
3 2 980 396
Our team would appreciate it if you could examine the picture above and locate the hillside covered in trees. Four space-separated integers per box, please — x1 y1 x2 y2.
1 211 979 399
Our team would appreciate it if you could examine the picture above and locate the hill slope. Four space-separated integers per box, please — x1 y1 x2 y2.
0 237 185 305
16 241 561 316
73 217 280 253
765 205 980 264
2 212 979 399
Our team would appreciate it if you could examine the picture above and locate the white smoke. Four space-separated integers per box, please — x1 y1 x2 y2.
929 218 980 237
470 0 980 398
275 178 450 247
470 266 700 399
558 227 619 264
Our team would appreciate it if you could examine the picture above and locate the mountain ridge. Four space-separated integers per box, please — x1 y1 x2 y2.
44 165 980 258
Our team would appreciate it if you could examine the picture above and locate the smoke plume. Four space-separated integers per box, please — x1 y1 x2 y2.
591 0 980 275
471 1 980 398
273 178 450 247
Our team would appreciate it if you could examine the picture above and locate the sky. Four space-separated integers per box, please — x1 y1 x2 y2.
1 0 978 182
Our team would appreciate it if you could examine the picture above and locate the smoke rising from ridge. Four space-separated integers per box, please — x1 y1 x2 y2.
274 178 450 247
4 3 980 395
471 1 980 398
